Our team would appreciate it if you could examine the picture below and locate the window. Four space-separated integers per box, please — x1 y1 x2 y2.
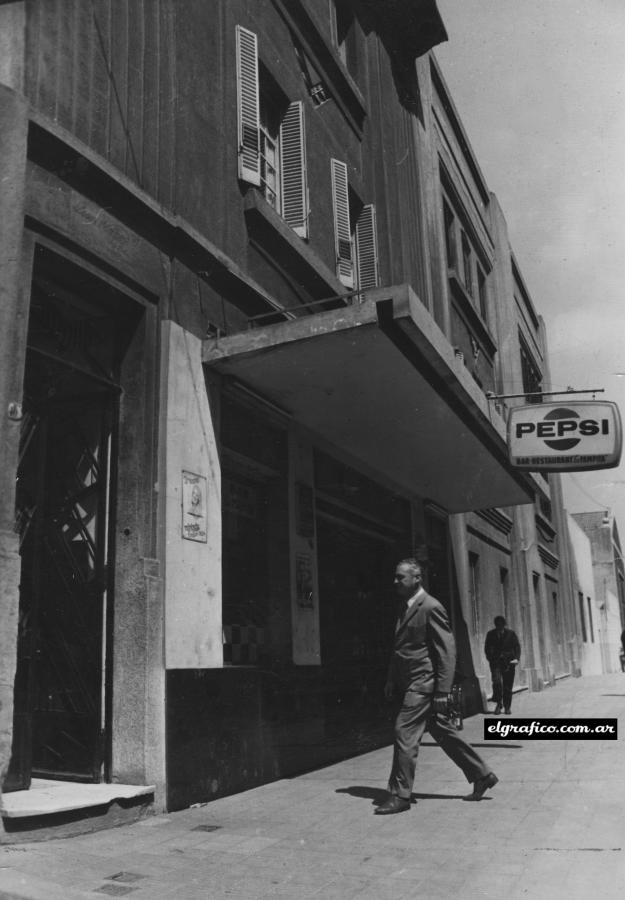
331 158 379 290
578 591 587 642
468 552 480 635
443 200 456 270
519 335 543 403
443 193 490 323
461 231 473 297
236 26 309 237
221 394 289 666
259 83 282 211
477 264 488 321
587 597 594 643
329 0 357 75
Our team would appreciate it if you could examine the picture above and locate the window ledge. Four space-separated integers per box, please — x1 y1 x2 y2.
538 544 559 570
243 188 347 302
448 270 497 358
535 511 556 541
475 507 513 536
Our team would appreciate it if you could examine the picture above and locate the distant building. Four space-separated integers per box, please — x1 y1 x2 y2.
570 511 624 673
0 0 591 829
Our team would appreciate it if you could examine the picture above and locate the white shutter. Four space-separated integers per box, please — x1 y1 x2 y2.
236 26 261 185
355 204 379 290
330 158 353 288
280 101 308 238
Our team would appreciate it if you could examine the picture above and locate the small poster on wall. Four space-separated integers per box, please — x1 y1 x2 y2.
181 471 208 542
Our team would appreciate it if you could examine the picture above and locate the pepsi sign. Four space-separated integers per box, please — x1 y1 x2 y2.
508 401 622 471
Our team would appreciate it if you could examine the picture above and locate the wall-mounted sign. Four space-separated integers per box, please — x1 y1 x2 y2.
508 401 622 471
182 471 208 542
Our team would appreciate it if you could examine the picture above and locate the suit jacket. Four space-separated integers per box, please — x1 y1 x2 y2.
388 588 455 694
484 627 521 669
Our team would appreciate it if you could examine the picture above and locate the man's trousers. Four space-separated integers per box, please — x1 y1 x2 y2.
491 665 516 710
388 690 491 800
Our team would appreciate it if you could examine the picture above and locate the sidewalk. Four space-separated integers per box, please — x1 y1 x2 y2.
1 672 624 900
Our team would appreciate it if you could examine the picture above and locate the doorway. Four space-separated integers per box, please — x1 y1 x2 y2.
5 249 134 790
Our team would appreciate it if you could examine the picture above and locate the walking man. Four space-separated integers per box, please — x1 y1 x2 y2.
484 616 521 715
376 558 498 815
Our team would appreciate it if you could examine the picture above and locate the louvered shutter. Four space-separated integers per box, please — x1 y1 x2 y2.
236 26 261 185
330 158 353 288
355 204 379 290
280 101 308 238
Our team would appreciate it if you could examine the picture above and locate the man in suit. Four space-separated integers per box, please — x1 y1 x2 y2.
484 616 521 715
376 558 497 815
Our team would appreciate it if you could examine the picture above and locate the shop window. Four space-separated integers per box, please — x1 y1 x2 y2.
468 552 480 635
331 158 379 290
220 393 288 665
222 474 270 663
236 26 309 237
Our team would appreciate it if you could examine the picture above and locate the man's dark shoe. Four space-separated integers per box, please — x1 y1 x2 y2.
504 708 511 715
494 704 502 715
375 795 411 815
464 772 498 801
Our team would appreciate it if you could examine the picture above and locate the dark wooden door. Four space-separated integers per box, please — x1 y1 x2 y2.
7 355 116 787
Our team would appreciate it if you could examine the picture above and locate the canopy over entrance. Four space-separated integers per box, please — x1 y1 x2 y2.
203 285 533 513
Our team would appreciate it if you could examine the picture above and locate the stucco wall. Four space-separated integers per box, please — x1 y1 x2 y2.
162 321 222 668
567 514 603 675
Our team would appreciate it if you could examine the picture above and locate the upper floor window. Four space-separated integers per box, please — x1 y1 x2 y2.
461 230 473 298
259 81 283 211
331 158 379 291
477 263 488 321
519 335 543 403
442 191 490 325
329 0 358 76
236 26 309 237
443 200 456 270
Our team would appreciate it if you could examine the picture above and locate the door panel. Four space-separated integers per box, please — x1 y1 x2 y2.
9 356 116 785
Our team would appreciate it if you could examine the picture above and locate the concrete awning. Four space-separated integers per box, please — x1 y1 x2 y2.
202 284 533 513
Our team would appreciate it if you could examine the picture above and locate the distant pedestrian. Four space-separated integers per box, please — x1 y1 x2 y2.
484 616 521 715
376 558 497 815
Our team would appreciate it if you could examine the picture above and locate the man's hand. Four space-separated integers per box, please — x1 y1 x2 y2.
384 681 394 701
432 692 449 714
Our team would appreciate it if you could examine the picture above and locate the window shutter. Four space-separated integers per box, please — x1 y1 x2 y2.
355 204 379 290
280 101 308 238
236 26 261 186
330 158 353 288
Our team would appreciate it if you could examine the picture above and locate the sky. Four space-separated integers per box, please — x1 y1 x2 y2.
434 0 625 528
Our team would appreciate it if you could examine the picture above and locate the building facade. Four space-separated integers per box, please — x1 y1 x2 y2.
569 511 625 674
0 0 599 827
